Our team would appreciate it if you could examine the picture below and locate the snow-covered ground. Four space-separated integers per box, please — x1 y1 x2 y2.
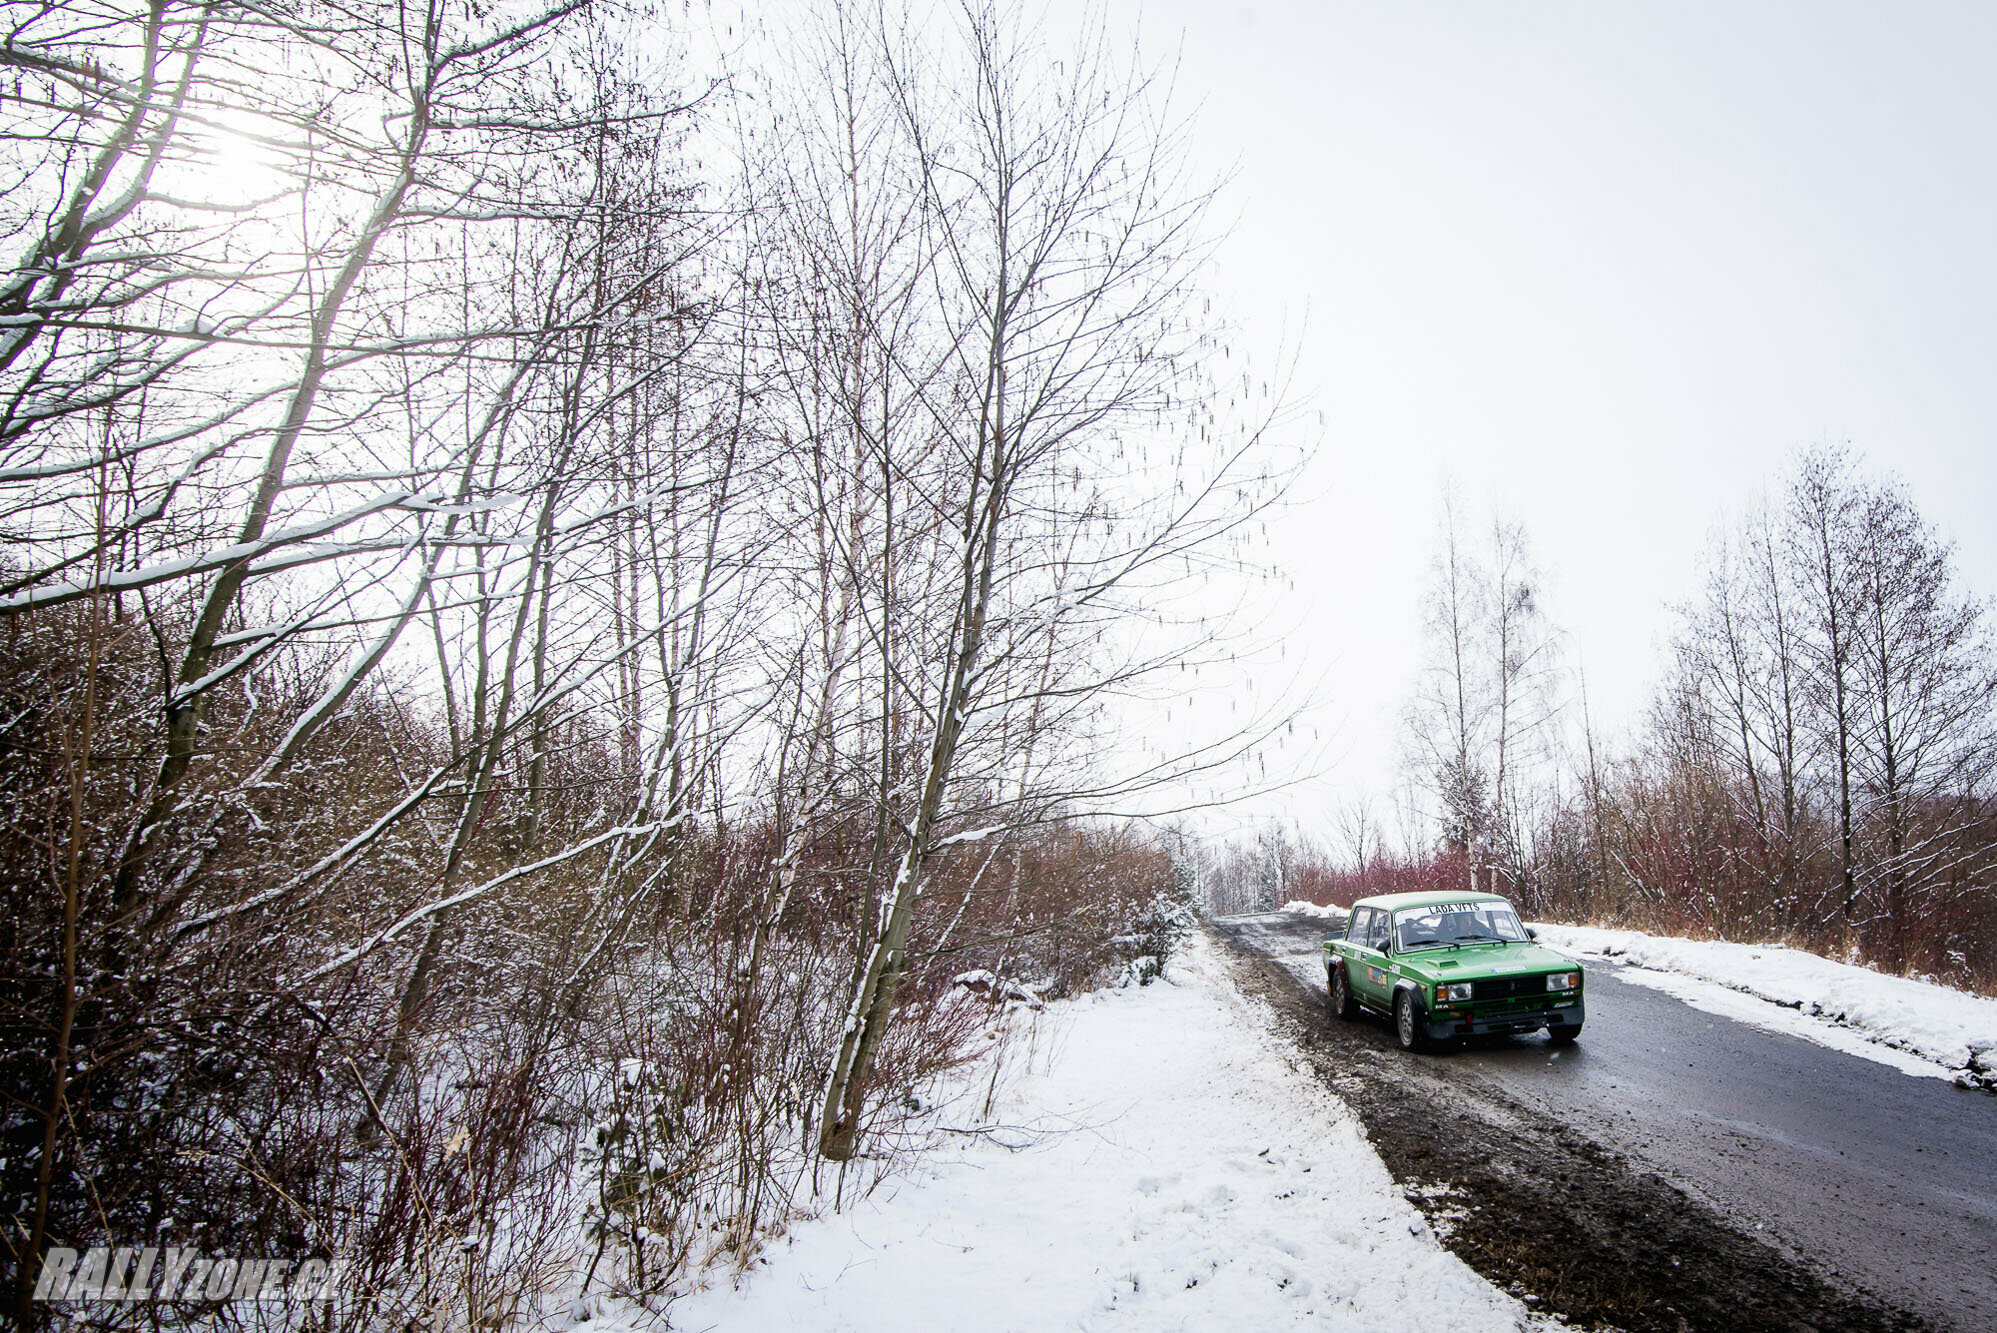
1532 923 1997 1091
664 933 1550 1331
1279 899 1344 920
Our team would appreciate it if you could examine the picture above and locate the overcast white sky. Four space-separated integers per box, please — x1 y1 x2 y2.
1102 0 1997 826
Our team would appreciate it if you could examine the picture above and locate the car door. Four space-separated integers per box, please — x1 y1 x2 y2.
1333 907 1367 994
1346 907 1390 1007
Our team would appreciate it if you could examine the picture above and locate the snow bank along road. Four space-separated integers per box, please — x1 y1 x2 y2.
1212 910 1997 1333
671 934 1554 1332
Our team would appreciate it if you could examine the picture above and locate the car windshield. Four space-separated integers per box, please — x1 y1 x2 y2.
1393 901 1529 951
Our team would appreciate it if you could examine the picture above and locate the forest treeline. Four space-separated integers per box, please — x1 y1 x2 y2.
0 0 1271 1323
1212 447 1997 994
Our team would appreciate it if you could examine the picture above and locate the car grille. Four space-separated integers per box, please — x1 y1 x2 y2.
1471 975 1544 1001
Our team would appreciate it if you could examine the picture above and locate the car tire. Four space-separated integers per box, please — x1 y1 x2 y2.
1330 966 1359 1020
1549 1024 1582 1046
1393 988 1433 1052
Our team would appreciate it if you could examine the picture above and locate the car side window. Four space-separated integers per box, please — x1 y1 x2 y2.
1366 910 1390 952
1344 907 1370 945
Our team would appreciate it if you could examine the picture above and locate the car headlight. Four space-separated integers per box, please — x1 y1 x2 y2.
1437 983 1474 1002
1545 971 1580 992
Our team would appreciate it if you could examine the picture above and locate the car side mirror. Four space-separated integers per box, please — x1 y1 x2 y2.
1526 927 1538 940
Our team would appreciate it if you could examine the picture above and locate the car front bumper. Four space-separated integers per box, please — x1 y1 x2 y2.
1425 997 1585 1040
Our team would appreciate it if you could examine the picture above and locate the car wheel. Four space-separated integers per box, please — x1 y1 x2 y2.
1549 1024 1582 1046
1330 966 1359 1020
1394 989 1432 1052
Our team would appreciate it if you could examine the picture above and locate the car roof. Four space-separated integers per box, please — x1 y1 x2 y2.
1350 890 1512 912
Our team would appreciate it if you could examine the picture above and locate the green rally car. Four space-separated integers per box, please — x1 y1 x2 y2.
1323 890 1584 1051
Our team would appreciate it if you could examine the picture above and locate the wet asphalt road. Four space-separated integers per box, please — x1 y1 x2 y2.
1214 910 1997 1333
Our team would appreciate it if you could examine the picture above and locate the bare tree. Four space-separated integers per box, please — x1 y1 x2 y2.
1847 477 1997 967
1403 492 1561 872
1787 443 1866 928
1742 499 1807 888
1405 489 1490 853
1485 515 1560 875
1333 791 1379 874
812 0 1275 1161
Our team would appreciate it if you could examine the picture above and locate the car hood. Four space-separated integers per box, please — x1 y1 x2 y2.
1394 942 1575 980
